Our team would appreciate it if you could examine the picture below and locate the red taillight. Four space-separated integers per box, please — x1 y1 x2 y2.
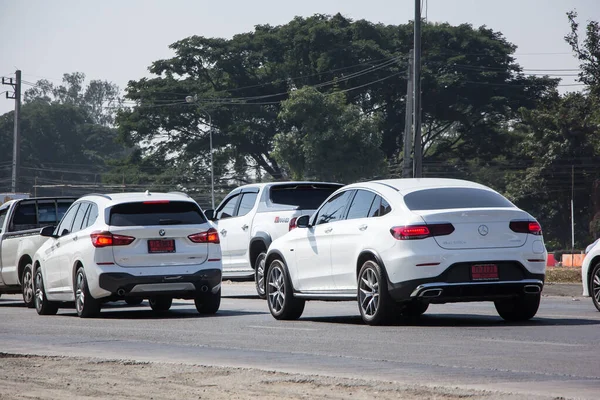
289 217 298 231
510 220 542 235
90 231 136 248
143 200 170 204
188 228 220 244
390 223 454 240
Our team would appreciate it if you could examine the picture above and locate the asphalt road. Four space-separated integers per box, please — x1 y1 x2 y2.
1 282 598 399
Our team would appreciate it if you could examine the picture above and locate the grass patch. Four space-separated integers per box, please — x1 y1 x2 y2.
546 267 582 283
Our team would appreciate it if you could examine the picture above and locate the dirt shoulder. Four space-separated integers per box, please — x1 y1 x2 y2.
0 353 535 400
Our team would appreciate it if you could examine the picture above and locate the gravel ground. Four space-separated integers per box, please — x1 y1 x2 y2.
0 354 546 400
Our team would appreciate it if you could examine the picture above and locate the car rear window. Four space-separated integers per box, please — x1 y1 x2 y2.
109 201 206 226
403 188 514 211
269 184 342 210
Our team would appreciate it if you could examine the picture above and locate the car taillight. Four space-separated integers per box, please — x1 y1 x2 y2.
510 220 542 235
289 217 298 231
90 231 136 247
188 228 220 244
390 223 454 240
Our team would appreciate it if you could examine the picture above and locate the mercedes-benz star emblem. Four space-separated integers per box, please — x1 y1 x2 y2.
159 229 166 237
478 225 489 236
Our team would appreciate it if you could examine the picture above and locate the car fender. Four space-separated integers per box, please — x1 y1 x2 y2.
356 248 390 283
265 248 295 289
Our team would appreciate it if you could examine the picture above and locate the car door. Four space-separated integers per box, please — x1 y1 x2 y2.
56 202 90 291
226 189 259 270
43 203 80 294
212 194 241 269
292 190 354 292
330 191 392 291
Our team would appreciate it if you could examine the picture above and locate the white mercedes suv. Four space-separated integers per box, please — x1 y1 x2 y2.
32 192 222 318
264 178 547 325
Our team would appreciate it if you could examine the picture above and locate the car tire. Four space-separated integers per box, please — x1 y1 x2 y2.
357 260 394 326
194 289 221 314
494 294 541 321
266 259 305 320
125 297 143 306
22 263 35 308
34 268 58 316
401 301 429 318
75 267 101 318
589 262 600 312
149 296 172 312
254 252 267 300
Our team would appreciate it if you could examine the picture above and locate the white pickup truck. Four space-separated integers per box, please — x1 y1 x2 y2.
204 182 343 298
0 197 76 306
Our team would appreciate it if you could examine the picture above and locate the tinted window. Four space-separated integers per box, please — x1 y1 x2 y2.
37 201 57 224
369 196 392 217
314 191 354 225
346 190 376 220
109 201 206 226
0 208 8 232
403 188 514 210
84 204 99 228
270 184 342 210
216 195 239 220
238 193 258 217
55 204 80 236
57 201 72 221
11 201 37 230
71 203 90 233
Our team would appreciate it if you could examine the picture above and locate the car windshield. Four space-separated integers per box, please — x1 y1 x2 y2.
403 188 514 210
269 184 342 210
109 201 206 226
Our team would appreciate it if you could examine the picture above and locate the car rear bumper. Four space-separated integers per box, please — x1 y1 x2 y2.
97 268 221 299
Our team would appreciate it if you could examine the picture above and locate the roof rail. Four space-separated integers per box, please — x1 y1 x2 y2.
168 191 190 198
86 193 113 200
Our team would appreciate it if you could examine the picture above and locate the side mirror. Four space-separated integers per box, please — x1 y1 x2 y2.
204 209 215 220
296 215 311 228
40 225 56 238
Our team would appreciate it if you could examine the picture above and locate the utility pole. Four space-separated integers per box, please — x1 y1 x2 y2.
413 0 423 178
2 70 21 192
402 50 414 178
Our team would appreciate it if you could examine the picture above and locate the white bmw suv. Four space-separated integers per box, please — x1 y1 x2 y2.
32 192 222 318
264 178 547 325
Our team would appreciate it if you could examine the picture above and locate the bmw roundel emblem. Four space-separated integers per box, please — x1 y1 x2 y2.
159 229 166 237
478 225 489 236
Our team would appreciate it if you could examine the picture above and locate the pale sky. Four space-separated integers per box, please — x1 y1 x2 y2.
1 0 598 115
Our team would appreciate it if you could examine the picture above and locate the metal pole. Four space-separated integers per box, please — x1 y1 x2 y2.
208 113 215 209
403 50 414 178
12 70 21 193
571 165 575 266
413 0 423 178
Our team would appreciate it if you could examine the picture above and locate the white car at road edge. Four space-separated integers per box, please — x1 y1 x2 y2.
582 239 600 311
264 178 547 325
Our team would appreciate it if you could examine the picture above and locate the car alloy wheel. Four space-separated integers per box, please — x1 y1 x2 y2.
267 263 285 314
591 263 600 312
357 260 393 325
359 266 380 318
255 252 267 299
75 270 86 315
266 259 305 320
22 264 35 308
75 267 101 318
34 268 58 316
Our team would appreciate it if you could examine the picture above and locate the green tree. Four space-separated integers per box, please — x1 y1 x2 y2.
274 87 385 182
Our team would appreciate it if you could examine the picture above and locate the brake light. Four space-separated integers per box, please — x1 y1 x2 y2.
510 220 542 235
90 231 136 247
390 223 454 240
289 217 298 231
188 228 220 244
143 200 170 204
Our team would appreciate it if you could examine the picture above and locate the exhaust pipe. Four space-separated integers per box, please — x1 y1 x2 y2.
117 288 126 296
420 288 443 298
201 285 209 293
523 285 541 294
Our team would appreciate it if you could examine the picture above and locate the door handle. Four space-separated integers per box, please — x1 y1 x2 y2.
56 241 61 248
359 225 368 231
220 229 227 235
324 227 333 233
241 224 249 231
73 235 78 241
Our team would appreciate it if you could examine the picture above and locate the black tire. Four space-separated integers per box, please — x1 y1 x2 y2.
34 268 58 316
194 289 221 314
125 297 143 306
254 252 267 300
75 267 101 318
494 294 541 321
589 262 600 312
357 260 395 326
401 301 429 318
149 296 172 312
22 263 35 308
266 259 305 320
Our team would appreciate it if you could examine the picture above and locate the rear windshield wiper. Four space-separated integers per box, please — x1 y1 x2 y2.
159 219 183 225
